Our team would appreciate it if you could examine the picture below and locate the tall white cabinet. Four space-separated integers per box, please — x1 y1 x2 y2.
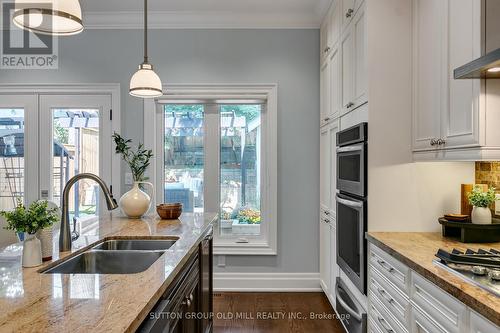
319 0 368 308
412 0 500 160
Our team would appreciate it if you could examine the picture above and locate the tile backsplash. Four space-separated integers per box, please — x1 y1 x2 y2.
475 162 500 189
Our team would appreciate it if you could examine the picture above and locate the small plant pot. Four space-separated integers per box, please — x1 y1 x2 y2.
471 206 492 224
22 234 42 268
36 227 53 261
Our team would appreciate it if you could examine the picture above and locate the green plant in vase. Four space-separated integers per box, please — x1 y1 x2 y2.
467 186 496 225
1 199 58 267
112 132 155 218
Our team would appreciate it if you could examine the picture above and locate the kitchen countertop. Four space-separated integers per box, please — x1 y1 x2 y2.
366 232 500 326
0 213 217 333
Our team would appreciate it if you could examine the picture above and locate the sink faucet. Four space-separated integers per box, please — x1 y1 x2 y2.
59 173 119 252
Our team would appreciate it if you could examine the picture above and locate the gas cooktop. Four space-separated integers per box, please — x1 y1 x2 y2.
434 248 500 297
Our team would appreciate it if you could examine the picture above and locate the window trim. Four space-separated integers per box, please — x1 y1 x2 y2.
144 84 277 255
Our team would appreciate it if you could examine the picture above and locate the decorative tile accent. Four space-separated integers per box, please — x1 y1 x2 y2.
475 162 500 189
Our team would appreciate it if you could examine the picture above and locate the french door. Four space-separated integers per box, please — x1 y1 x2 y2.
0 94 113 222
39 95 112 222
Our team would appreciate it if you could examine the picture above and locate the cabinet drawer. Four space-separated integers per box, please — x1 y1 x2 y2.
410 272 466 333
369 266 409 328
369 244 410 295
369 296 407 333
411 306 447 333
470 310 499 333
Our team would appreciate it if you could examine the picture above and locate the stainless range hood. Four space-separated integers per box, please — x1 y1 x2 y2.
454 47 500 79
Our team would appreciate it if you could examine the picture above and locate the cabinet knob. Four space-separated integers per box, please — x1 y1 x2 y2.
430 138 437 146
324 46 331 54
345 8 354 18
437 138 446 145
346 102 354 109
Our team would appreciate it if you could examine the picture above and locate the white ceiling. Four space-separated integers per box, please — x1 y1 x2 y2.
81 0 332 29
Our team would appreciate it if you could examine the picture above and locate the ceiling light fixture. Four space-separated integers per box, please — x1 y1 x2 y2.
487 67 500 73
13 0 83 36
129 0 163 98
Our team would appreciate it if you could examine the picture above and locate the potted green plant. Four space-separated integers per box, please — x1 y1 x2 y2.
467 186 496 224
1 200 59 267
112 132 155 218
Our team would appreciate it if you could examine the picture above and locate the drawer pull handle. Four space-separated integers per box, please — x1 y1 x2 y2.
377 316 394 333
323 219 330 223
377 259 395 273
377 287 394 304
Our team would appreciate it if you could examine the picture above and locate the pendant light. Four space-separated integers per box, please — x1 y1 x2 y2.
12 0 83 36
129 0 163 98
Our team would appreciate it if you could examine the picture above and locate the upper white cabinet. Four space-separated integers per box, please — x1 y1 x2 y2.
341 2 367 115
341 0 364 32
412 0 500 160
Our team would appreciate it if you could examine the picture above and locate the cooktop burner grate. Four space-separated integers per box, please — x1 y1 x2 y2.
435 248 500 268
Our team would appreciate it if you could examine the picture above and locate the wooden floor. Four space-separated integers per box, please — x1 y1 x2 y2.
213 292 345 333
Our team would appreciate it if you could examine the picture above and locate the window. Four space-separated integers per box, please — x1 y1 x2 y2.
145 85 277 255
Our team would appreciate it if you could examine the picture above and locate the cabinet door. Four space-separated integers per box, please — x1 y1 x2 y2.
352 5 367 109
412 0 445 151
470 311 498 333
320 126 330 211
329 47 341 120
319 218 332 294
443 0 481 149
341 27 354 114
328 121 338 212
329 223 338 301
321 60 332 125
200 231 213 333
321 17 331 63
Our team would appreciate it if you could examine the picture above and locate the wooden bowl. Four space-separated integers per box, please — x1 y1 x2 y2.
156 203 183 219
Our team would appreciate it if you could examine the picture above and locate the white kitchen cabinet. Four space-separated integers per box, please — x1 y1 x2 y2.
470 311 498 333
320 60 332 126
319 215 332 295
321 1 341 65
368 243 500 332
319 119 339 307
341 2 367 115
329 47 341 122
412 0 500 160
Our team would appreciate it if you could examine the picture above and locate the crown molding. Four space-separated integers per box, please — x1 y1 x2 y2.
82 10 321 29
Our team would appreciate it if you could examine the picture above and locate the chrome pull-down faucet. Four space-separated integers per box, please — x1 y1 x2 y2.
59 173 118 252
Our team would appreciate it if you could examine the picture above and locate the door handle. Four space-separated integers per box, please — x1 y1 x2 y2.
336 195 363 208
337 144 364 153
335 284 363 321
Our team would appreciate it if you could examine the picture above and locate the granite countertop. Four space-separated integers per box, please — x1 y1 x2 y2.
0 213 217 333
366 232 500 326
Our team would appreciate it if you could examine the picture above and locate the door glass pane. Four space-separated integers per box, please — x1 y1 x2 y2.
51 109 100 230
219 105 261 236
0 108 24 210
164 105 204 213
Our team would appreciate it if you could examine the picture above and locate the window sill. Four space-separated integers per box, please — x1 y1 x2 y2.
213 243 277 255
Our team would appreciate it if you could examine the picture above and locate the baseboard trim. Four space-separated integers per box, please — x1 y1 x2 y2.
214 272 321 292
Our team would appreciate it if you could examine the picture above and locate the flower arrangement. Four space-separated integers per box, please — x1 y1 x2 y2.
468 186 496 208
237 207 261 224
112 132 153 182
1 199 59 235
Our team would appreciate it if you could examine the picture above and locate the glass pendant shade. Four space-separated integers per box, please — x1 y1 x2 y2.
129 63 163 98
13 0 83 36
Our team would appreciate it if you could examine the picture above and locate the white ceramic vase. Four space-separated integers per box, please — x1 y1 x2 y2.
22 234 42 268
36 227 53 261
119 181 155 218
471 206 492 224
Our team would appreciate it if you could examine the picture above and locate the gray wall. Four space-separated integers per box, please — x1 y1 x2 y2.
0 29 320 273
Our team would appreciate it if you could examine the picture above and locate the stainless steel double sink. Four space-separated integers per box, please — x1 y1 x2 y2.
42 239 178 274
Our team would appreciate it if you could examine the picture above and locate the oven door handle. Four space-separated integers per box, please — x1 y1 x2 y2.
335 283 363 322
337 144 364 153
336 195 363 208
